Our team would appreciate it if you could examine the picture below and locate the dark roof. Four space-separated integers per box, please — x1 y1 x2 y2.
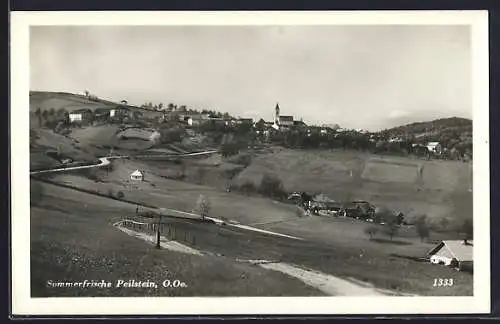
279 116 294 122
238 118 253 123
71 108 92 114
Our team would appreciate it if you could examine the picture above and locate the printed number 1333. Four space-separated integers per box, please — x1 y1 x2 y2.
433 278 454 287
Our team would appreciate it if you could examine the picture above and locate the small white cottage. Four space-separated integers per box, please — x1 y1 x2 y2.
130 169 144 181
427 240 473 272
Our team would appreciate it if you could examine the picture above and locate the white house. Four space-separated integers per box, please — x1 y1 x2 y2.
68 109 92 123
130 169 144 181
427 142 442 155
184 114 210 126
427 240 473 272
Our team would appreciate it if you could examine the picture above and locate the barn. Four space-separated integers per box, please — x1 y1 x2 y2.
130 169 145 181
427 240 473 272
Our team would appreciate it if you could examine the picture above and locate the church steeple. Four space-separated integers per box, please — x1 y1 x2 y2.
275 102 280 125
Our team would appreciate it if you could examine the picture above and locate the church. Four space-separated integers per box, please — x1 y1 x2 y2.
273 103 295 130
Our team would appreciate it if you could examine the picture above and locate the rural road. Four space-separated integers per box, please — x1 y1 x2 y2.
29 150 219 175
29 157 112 175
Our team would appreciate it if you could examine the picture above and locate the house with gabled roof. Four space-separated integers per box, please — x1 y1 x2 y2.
427 141 442 155
427 240 473 272
130 169 145 181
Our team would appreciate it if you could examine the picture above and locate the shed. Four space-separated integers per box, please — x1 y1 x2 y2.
130 169 145 181
427 240 473 272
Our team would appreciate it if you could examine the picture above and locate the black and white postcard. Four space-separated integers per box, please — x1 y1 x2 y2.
11 10 490 315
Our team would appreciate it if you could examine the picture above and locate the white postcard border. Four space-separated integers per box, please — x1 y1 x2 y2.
11 10 490 315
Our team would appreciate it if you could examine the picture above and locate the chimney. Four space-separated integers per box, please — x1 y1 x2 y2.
463 239 468 245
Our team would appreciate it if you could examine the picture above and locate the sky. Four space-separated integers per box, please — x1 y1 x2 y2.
30 25 471 131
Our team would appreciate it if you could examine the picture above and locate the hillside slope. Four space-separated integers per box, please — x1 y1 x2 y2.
236 149 472 223
29 91 164 119
380 117 473 153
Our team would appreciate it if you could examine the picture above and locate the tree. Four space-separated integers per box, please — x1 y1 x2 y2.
461 219 473 240
116 191 125 200
35 107 42 127
220 142 239 158
167 103 175 111
84 90 89 97
374 205 394 224
41 110 49 125
239 181 257 195
56 108 66 119
415 215 430 242
383 221 399 241
158 103 163 110
364 226 379 240
300 192 313 208
259 174 286 200
195 194 211 221
63 111 70 124
396 212 405 225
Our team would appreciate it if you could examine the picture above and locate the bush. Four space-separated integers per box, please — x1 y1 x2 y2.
160 128 183 144
258 174 287 200
107 188 114 197
415 215 430 242
116 191 125 200
220 142 240 158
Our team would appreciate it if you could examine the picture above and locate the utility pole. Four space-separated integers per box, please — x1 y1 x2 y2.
155 213 162 249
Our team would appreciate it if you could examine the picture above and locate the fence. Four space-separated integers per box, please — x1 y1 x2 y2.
117 218 197 246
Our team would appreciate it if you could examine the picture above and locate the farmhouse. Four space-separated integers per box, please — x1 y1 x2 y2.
130 169 145 181
293 120 308 129
426 141 442 155
427 240 473 272
237 118 254 125
182 114 210 126
94 107 111 121
110 106 130 118
68 108 93 124
207 117 228 126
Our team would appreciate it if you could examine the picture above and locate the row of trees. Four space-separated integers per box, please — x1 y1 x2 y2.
34 107 69 129
364 214 473 243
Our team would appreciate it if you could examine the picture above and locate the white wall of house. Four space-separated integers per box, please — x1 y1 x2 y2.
429 246 454 265
69 113 82 122
430 255 453 266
